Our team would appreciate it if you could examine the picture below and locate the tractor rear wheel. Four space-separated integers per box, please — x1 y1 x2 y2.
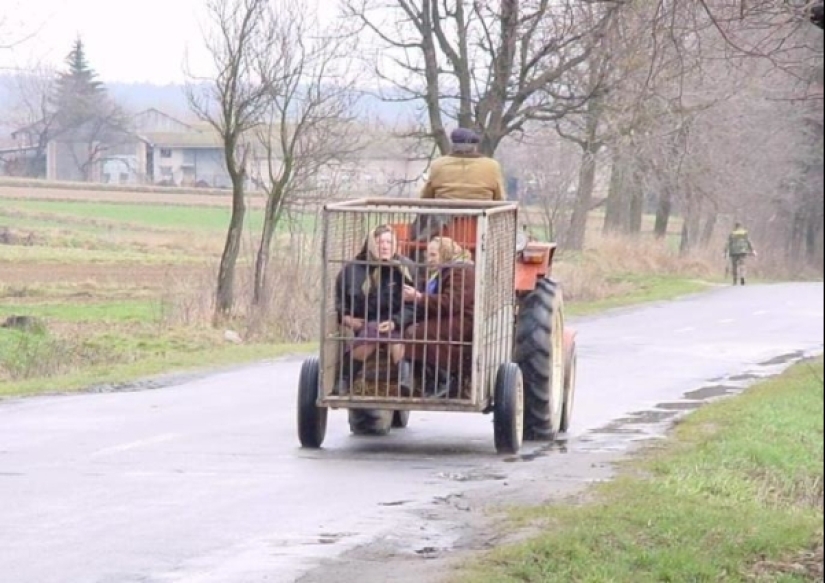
514 278 566 441
348 409 393 436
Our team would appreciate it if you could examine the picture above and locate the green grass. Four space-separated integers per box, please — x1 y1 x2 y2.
1 200 318 234
1 200 247 231
566 275 716 316
459 358 825 583
0 244 201 264
0 299 161 323
0 339 316 398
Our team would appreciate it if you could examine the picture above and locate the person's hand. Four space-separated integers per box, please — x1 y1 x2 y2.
403 285 422 302
377 321 396 334
343 316 364 331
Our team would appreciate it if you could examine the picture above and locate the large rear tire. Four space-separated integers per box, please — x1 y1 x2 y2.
494 363 524 455
514 278 566 441
297 358 327 449
348 409 393 436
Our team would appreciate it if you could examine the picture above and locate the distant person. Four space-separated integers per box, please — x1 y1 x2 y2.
725 222 757 286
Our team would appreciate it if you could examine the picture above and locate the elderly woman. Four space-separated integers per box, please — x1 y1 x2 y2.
403 237 476 397
334 225 416 395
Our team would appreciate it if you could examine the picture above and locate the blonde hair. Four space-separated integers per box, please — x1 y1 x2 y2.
428 237 473 265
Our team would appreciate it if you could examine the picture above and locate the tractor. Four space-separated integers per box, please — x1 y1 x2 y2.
297 198 577 454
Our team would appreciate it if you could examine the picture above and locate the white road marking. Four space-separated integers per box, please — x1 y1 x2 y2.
91 433 179 458
720 319 735 324
753 310 769 316
675 327 695 333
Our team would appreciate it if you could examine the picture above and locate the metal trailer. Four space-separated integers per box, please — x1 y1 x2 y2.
297 198 577 454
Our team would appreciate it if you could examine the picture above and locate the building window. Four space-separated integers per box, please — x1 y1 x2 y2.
160 148 172 158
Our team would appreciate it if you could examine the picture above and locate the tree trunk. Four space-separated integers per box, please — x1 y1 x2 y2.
253 184 287 306
654 189 672 238
215 195 245 319
566 146 599 250
603 154 629 234
628 174 644 235
700 213 717 246
679 188 702 255
214 143 246 322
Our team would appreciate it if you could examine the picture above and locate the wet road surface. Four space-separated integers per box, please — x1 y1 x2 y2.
0 282 822 583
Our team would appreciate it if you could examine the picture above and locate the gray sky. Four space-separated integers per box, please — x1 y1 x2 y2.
0 0 334 84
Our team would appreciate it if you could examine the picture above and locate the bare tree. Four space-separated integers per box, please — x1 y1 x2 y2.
251 0 359 306
497 131 581 242
0 6 42 54
187 0 272 321
342 0 619 156
1 64 56 177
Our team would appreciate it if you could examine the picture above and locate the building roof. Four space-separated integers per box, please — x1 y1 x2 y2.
142 130 224 149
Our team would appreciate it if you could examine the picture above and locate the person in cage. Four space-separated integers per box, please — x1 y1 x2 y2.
333 225 417 395
403 237 476 397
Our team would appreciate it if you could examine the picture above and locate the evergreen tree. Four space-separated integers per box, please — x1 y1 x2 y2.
51 37 108 130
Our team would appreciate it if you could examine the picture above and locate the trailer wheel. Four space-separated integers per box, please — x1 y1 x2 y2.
297 357 327 449
392 410 410 429
514 278 566 441
348 409 393 436
494 363 524 455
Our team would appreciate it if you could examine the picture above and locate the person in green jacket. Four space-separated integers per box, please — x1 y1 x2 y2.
725 222 757 286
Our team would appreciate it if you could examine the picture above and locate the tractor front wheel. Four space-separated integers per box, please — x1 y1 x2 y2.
559 341 578 434
348 409 393 436
392 410 411 429
514 278 566 441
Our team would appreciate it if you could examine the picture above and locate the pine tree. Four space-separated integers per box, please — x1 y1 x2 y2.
51 37 107 130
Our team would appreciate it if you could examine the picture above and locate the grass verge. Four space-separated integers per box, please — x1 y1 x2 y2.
565 274 715 316
458 358 825 583
0 337 315 398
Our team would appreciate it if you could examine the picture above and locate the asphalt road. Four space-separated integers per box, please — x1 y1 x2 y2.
0 282 822 583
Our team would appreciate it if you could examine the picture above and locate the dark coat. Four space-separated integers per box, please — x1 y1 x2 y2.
335 256 416 331
406 262 476 378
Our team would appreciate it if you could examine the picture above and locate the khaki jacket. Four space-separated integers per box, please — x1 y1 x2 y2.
420 154 507 201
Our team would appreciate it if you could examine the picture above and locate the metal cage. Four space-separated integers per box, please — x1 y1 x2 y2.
318 198 518 413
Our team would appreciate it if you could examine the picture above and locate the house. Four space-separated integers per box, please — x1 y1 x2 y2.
127 108 231 188
8 106 431 192
36 108 230 187
246 123 431 198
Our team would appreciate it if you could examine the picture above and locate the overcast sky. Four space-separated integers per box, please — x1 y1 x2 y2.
0 0 335 84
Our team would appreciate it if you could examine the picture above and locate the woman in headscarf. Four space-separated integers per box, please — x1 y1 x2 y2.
334 225 416 395
402 237 476 396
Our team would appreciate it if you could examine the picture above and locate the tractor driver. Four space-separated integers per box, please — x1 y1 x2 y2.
420 128 507 202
